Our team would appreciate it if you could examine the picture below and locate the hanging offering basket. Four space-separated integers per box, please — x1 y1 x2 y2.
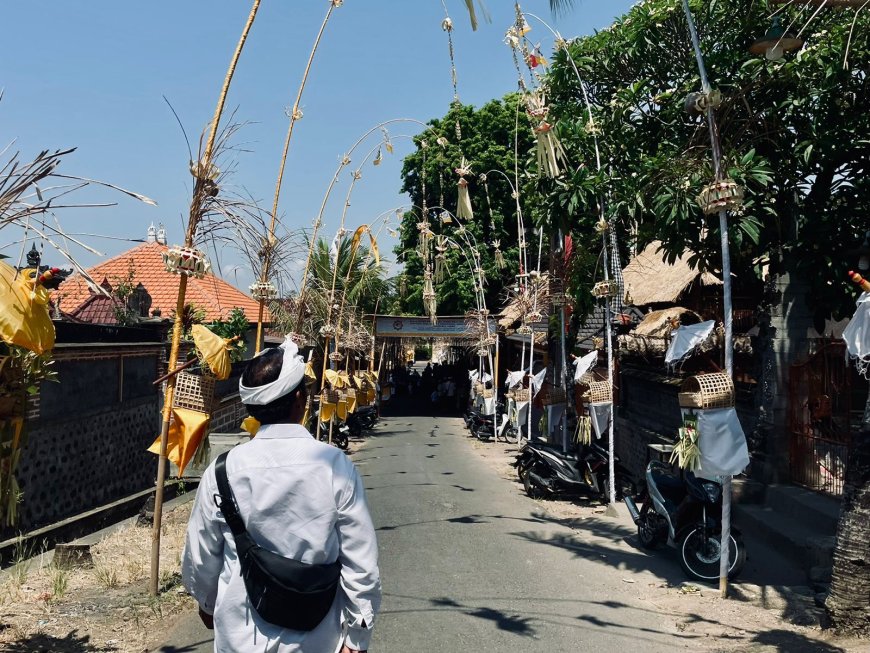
173 369 216 414
329 351 344 363
322 389 339 404
474 382 485 394
592 280 618 298
162 246 211 279
482 389 494 399
584 381 612 405
507 388 531 402
249 280 278 301
697 178 744 216
678 373 734 410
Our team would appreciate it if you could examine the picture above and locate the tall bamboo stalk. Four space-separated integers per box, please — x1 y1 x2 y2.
255 1 340 353
150 0 262 597
680 0 735 599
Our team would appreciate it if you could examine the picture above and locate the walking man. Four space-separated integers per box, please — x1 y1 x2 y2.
182 337 381 652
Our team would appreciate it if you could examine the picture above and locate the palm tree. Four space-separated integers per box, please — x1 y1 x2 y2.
302 237 388 344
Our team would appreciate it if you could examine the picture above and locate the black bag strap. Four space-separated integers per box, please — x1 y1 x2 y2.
214 451 248 538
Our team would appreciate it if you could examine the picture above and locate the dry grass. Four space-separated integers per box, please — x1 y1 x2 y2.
0 501 194 652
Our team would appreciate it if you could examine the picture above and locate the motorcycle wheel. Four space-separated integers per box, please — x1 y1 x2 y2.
678 527 746 583
637 513 665 550
516 457 531 482
523 469 545 499
332 432 349 451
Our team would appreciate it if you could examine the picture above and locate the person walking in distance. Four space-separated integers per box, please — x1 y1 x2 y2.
182 337 381 652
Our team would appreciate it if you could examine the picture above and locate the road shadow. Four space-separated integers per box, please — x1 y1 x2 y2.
0 630 118 652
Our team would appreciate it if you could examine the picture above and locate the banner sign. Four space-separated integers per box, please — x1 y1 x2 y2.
374 316 496 339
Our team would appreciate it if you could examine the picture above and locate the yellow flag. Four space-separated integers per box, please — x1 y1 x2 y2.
191 324 232 380
241 416 261 437
369 231 380 267
0 262 54 354
320 401 336 423
325 368 348 389
148 408 210 477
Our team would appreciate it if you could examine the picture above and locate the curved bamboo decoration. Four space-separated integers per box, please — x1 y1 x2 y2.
151 0 262 597
255 1 341 353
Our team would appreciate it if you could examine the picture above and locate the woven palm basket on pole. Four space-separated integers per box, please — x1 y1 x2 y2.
584 381 612 404
678 373 734 410
507 388 531 402
172 369 216 414
322 389 340 404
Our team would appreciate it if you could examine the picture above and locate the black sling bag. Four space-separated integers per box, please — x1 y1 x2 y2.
213 452 342 631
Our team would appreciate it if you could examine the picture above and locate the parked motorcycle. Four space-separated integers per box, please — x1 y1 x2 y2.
623 461 747 583
354 405 378 430
516 440 635 501
315 413 349 450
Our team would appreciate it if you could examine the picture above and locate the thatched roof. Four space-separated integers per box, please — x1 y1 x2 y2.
622 242 721 306
632 307 702 337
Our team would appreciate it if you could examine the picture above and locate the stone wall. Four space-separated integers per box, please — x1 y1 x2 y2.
2 335 163 540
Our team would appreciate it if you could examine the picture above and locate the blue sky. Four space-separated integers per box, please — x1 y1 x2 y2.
0 0 635 291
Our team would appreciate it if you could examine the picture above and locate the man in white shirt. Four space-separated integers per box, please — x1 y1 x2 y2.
182 337 381 652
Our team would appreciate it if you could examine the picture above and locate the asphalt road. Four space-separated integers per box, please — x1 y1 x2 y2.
160 413 697 652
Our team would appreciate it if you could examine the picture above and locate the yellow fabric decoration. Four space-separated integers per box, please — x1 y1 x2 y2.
191 324 232 380
320 401 336 423
0 263 55 354
336 398 348 421
325 369 348 389
346 390 357 414
304 361 317 383
348 225 380 267
148 408 210 477
241 416 261 437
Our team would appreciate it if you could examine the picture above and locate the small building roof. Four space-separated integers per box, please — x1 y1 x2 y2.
56 241 265 322
622 241 721 307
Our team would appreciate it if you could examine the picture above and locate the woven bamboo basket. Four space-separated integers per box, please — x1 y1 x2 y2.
678 373 734 409
474 382 485 394
585 381 612 404
540 386 567 406
173 370 216 414
482 389 494 399
507 388 531 402
322 389 340 404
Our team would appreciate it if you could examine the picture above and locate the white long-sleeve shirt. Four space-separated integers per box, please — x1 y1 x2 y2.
182 423 381 652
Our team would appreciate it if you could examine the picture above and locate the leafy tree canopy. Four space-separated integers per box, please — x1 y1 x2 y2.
547 0 869 321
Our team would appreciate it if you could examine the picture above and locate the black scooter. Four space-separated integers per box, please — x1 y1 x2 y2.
516 440 635 501
623 461 746 583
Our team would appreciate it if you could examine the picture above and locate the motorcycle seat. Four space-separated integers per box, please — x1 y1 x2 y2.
650 468 683 490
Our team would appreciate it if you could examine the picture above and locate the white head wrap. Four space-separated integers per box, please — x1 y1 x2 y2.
239 336 306 405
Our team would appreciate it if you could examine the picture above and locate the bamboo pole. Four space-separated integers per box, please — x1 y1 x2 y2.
680 0 735 599
255 1 340 353
151 0 262 597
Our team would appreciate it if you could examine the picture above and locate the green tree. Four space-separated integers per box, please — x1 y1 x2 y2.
546 0 868 321
397 95 542 316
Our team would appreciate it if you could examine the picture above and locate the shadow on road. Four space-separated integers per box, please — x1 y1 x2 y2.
0 631 118 652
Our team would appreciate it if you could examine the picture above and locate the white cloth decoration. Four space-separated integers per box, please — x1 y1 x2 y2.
481 372 493 384
682 407 750 479
505 370 525 389
844 293 870 378
469 370 479 383
573 350 598 382
665 320 716 366
589 402 612 440
514 400 529 426
547 404 566 437
482 397 496 416
238 336 306 405
531 368 547 396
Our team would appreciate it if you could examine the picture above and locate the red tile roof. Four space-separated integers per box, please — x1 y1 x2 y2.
67 292 125 325
56 241 268 322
